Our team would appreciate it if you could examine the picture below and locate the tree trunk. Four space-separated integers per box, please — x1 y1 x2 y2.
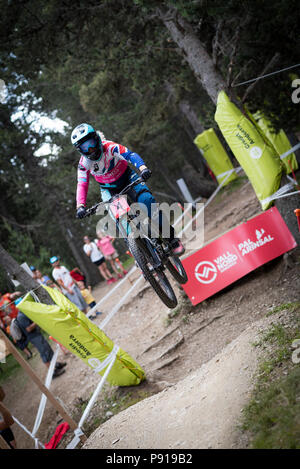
158 4 300 241
158 5 229 105
0 243 54 304
164 81 209 177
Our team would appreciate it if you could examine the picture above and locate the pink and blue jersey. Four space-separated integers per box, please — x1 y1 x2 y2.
76 136 145 207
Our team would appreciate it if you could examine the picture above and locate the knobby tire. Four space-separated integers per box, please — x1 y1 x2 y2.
165 256 188 284
127 235 178 309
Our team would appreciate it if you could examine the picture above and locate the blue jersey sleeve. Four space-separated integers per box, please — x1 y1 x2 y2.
119 149 146 169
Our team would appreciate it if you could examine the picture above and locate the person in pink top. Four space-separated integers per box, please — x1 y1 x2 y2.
96 231 128 279
83 235 117 285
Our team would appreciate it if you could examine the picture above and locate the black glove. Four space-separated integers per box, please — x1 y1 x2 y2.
76 206 86 219
140 168 152 181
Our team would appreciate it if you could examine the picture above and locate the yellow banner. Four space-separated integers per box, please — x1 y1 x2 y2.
17 286 145 386
252 111 298 174
194 128 237 186
214 91 283 210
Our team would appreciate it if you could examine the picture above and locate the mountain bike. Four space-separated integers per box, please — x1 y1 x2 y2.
83 177 188 309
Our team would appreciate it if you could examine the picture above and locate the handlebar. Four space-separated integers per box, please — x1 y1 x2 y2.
83 177 144 218
116 176 144 196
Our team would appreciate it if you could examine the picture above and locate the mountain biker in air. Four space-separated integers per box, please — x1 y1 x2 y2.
72 123 185 256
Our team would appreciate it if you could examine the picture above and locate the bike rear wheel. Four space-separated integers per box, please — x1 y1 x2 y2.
166 255 188 284
127 236 178 309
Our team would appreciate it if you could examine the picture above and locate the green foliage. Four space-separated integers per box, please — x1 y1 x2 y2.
241 302 300 448
2 221 35 263
266 302 300 317
242 367 300 449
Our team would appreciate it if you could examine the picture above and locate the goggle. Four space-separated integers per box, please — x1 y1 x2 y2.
79 137 99 156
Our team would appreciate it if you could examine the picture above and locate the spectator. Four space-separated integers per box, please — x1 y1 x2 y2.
3 315 33 360
96 231 128 279
50 256 88 313
16 310 66 378
29 265 37 276
76 281 102 319
30 266 49 284
83 236 117 285
0 291 22 322
69 267 87 287
30 266 61 291
0 392 17 449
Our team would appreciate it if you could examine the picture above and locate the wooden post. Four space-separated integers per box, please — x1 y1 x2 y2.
0 434 11 449
0 329 87 443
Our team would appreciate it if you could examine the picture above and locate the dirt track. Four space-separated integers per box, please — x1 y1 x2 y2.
83 316 273 449
2 177 299 449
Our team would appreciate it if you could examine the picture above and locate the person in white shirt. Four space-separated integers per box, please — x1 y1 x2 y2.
50 256 88 313
83 236 117 285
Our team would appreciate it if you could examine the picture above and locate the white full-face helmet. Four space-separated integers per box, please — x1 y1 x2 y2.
71 123 103 161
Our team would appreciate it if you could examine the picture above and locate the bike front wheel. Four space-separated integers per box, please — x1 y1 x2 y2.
165 255 188 284
127 235 178 309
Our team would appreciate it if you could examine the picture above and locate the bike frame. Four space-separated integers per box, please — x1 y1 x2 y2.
84 178 171 271
109 193 164 271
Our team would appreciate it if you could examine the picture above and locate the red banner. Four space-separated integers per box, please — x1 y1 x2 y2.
182 207 297 305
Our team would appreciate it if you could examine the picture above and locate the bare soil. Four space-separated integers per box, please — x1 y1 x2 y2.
2 177 299 449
